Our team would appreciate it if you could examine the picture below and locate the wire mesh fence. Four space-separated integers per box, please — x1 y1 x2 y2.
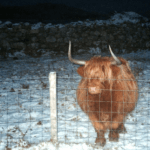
56 77 150 150
0 50 150 149
0 77 51 149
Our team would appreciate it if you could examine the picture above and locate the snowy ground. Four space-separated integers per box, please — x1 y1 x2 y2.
0 12 150 150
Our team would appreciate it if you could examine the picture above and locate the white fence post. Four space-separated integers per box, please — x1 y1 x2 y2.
49 72 57 142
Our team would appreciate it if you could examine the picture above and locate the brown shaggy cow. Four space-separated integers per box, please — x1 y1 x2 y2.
68 41 138 146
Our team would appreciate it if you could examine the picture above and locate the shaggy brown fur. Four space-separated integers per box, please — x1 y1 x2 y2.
76 56 138 146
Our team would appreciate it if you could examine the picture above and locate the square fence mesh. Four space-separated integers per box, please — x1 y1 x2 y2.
0 53 150 149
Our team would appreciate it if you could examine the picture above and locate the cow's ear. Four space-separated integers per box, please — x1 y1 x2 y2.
77 66 85 77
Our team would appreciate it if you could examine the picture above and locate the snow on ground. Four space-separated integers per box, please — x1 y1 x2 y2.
0 12 150 150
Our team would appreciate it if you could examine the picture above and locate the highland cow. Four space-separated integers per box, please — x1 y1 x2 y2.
68 41 138 146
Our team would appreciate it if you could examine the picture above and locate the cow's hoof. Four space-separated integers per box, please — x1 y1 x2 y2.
109 130 119 142
95 138 106 147
109 137 119 142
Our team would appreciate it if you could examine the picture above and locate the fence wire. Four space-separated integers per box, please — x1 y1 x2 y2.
0 52 150 149
0 77 51 149
56 75 150 148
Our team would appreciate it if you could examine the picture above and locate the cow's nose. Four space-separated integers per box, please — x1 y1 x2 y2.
89 87 96 92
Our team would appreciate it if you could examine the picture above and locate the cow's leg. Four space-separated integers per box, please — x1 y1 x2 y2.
117 123 126 133
88 114 106 146
109 115 125 142
95 129 106 147
109 129 119 142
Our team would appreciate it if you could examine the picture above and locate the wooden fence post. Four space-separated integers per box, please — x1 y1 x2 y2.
49 72 57 142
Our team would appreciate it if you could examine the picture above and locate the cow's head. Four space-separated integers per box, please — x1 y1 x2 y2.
68 41 131 94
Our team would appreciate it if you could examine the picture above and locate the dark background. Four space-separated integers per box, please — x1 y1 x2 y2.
0 0 150 24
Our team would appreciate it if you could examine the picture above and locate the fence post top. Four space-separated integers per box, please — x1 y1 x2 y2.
50 72 56 74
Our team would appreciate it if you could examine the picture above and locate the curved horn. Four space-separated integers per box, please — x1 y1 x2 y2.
109 45 122 65
68 41 86 65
